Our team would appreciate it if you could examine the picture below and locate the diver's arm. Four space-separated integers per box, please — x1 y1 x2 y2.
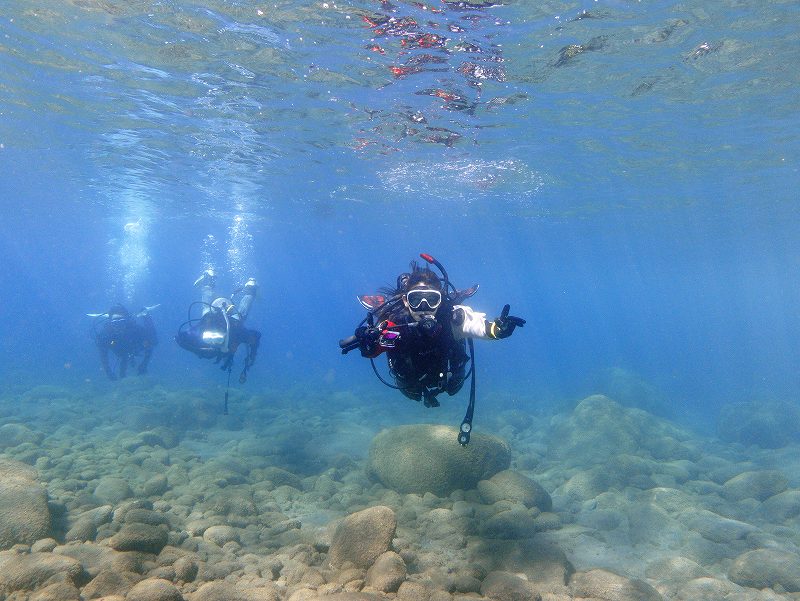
451 305 492 339
452 304 526 340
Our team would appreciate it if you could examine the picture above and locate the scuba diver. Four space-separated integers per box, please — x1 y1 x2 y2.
175 269 261 391
89 304 159 380
339 253 525 445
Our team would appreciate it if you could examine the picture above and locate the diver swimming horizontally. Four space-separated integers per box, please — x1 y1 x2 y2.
175 269 261 391
339 253 525 445
89 304 159 380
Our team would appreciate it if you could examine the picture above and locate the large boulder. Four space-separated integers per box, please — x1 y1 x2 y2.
728 549 800 592
478 470 552 511
108 523 168 554
0 552 83 594
718 400 800 448
126 578 184 601
368 425 511 496
0 458 52 549
0 424 43 449
569 568 663 601
721 470 788 502
759 490 800 521
480 571 540 601
365 551 407 593
328 506 396 569
93 477 134 504
480 509 540 540
546 395 693 466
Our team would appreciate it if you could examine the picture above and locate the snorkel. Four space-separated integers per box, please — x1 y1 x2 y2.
419 252 453 299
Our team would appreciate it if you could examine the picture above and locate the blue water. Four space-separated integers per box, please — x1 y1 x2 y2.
1 0 799 433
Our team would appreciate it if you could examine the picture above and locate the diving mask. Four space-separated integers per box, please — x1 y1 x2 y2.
406 288 442 310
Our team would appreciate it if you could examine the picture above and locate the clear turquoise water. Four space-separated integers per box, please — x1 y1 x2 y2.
1 0 799 432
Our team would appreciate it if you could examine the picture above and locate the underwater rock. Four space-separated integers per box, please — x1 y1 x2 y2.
53 542 126 578
721 470 788 502
29 580 82 601
728 548 800 592
645 555 710 582
481 539 573 597
671 576 742 600
0 423 43 449
569 568 663 601
364 551 407 592
638 487 696 514
66 505 114 542
184 580 233 601
416 507 465 542
81 569 142 599
327 506 397 569
122 508 169 527
195 559 245 583
202 525 240 547
546 395 694 467
480 571 540 601
0 552 83 594
595 367 673 417
142 474 169 497
680 508 757 546
126 578 184 601
718 400 800 448
0 458 52 549
368 425 511 496
109 523 169 554
546 396 642 462
395 581 444 601
304 594 380 601
556 467 612 502
65 517 98 543
259 466 304 489
627 503 684 547
188 580 281 601
758 489 800 521
480 508 540 540
31 539 58 553
477 470 552 511
93 477 134 504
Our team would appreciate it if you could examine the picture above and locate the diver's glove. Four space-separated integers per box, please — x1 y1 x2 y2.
488 304 526 339
355 325 381 357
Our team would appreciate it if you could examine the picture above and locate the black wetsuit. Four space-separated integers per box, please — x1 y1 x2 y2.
95 315 157 380
383 305 469 406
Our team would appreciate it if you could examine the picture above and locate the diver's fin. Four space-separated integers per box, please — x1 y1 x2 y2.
452 284 479 304
137 304 160 316
194 269 216 287
358 295 386 311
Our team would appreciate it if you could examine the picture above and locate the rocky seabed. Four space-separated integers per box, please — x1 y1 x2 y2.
1 382 800 601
